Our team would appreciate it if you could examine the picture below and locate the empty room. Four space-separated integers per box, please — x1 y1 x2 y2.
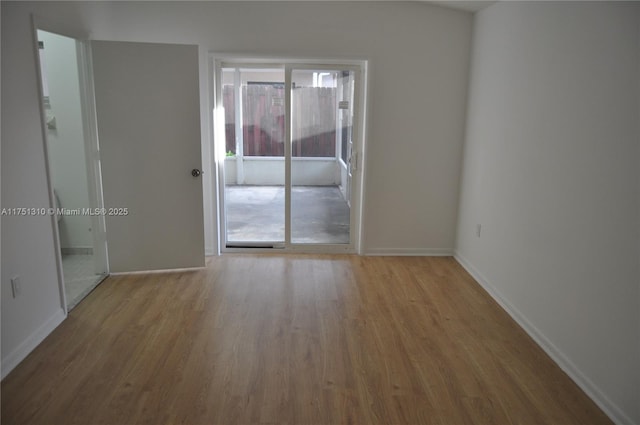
1 1 638 424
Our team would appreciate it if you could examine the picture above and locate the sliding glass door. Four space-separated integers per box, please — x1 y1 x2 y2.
290 69 355 244
221 67 286 247
216 60 363 252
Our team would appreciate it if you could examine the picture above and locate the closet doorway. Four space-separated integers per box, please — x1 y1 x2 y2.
36 30 108 310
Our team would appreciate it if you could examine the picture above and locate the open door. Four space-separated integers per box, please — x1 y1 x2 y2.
92 41 204 272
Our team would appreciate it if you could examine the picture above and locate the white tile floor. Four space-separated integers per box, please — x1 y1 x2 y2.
61 254 106 310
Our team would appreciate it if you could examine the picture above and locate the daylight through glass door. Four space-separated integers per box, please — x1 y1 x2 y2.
222 68 286 247
290 69 355 244
220 63 359 250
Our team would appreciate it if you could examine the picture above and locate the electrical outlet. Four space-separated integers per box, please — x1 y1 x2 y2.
11 275 21 298
475 224 482 238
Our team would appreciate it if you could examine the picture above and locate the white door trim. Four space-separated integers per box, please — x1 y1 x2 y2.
210 54 368 255
31 19 68 315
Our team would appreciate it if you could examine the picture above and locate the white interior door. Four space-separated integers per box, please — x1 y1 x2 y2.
92 41 204 272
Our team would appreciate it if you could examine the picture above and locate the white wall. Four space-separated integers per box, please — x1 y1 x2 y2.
1 1 471 375
455 2 640 423
19 0 471 255
1 5 66 378
38 30 93 249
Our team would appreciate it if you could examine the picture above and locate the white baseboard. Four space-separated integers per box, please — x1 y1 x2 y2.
453 250 635 425
1 308 66 380
364 247 453 256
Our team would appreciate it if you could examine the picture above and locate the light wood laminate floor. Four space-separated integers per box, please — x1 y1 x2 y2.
1 255 610 425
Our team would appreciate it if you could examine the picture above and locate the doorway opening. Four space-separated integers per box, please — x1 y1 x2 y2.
215 59 365 253
37 30 109 310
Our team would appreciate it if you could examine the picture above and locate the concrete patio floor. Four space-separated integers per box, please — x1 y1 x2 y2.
225 185 350 245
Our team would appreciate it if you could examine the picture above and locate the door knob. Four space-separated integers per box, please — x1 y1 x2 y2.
191 168 201 177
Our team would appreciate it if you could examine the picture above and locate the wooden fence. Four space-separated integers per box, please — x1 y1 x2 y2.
224 85 337 157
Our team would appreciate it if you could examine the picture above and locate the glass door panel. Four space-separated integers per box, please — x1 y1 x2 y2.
290 69 354 244
222 68 286 247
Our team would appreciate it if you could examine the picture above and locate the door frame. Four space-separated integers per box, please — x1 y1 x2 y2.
31 19 110 314
210 55 367 254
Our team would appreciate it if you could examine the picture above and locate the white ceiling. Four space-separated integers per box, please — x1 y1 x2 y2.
181 0 497 13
